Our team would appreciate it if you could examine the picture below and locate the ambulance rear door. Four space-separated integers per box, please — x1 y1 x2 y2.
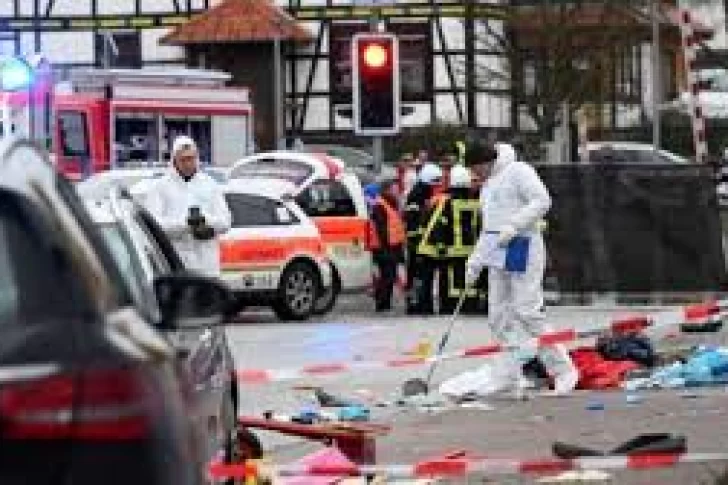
295 171 372 292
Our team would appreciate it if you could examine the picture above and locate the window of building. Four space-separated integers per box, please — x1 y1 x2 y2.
95 31 142 68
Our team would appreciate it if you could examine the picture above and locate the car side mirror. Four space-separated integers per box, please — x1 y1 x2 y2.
154 274 234 329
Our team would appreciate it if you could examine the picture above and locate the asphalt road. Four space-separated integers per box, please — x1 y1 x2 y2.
225 295 728 484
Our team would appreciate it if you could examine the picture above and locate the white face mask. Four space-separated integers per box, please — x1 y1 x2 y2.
404 169 418 191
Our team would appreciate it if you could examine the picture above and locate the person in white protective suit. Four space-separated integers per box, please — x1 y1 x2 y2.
464 140 578 396
143 135 232 277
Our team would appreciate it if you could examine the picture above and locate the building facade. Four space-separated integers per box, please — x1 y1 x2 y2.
0 0 718 149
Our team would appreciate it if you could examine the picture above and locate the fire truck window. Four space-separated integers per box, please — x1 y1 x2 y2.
115 112 159 166
57 111 90 158
163 116 212 165
296 180 356 217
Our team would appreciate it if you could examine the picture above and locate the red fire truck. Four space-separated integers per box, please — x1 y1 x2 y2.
0 60 254 180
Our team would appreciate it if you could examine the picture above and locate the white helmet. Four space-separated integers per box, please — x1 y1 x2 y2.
418 163 442 185
449 164 471 188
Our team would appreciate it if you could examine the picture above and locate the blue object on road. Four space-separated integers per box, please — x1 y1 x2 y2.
294 407 321 424
586 401 605 411
338 405 370 422
505 236 530 273
624 346 728 390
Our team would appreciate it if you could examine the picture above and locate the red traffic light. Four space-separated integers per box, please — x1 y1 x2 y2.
362 43 388 69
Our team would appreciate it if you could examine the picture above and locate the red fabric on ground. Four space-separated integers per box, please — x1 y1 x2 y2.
570 347 641 390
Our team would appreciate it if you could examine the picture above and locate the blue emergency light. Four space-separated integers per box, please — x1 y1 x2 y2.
0 56 34 92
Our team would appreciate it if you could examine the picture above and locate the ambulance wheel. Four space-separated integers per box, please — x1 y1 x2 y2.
312 266 340 316
274 261 319 321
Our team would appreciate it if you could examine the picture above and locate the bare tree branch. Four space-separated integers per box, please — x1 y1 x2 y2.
463 0 649 139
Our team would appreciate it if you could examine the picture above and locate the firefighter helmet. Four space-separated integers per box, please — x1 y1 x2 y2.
418 163 443 185
449 164 472 188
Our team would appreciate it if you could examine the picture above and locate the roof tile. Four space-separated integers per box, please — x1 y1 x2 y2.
161 0 312 45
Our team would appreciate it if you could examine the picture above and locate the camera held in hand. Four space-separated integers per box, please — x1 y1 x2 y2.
187 206 215 241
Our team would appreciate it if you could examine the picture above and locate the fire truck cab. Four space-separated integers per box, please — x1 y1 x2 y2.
52 67 254 180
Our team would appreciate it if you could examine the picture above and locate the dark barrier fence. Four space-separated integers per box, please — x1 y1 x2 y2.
537 164 725 293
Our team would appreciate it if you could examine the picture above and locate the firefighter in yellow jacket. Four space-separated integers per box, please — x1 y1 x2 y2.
417 164 485 314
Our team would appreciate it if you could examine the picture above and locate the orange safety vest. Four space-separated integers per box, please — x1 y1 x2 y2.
367 196 406 250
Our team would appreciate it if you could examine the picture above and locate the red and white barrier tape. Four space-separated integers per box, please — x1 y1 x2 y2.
236 300 727 384
208 452 728 480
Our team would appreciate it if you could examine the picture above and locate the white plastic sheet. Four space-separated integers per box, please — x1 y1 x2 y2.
438 354 516 399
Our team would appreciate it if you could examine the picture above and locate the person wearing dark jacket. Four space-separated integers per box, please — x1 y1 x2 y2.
418 164 484 314
404 162 443 314
368 180 406 311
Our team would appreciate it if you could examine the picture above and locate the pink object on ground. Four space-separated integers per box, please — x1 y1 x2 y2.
279 446 357 485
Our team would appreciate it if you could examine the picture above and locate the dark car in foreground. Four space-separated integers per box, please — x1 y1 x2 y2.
0 138 234 485
83 188 240 473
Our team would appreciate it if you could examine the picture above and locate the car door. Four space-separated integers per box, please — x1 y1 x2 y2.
111 197 232 463
295 177 372 290
220 192 315 291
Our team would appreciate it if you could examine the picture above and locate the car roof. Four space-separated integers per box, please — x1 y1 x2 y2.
222 178 295 199
0 138 59 199
232 150 347 180
587 142 657 151
585 142 688 161
76 168 165 199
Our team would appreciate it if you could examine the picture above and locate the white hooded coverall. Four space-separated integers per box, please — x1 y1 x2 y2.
144 136 232 277
467 143 578 393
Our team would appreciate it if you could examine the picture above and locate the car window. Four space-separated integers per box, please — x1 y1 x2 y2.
225 193 299 227
54 174 133 306
130 214 172 277
97 222 148 307
296 179 357 217
0 190 90 325
589 148 627 163
627 150 661 164
229 158 314 185
135 208 186 272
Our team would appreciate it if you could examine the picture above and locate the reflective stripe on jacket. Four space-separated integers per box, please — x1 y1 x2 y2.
367 196 406 250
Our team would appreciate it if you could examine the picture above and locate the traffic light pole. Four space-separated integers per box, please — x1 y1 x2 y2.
372 136 383 175
369 14 384 175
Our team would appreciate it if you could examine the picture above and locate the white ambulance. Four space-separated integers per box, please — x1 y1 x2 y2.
226 151 373 313
219 178 334 321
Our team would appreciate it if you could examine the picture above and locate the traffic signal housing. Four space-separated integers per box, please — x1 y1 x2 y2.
352 33 400 136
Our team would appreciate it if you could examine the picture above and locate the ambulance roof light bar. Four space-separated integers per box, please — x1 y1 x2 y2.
68 67 232 89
